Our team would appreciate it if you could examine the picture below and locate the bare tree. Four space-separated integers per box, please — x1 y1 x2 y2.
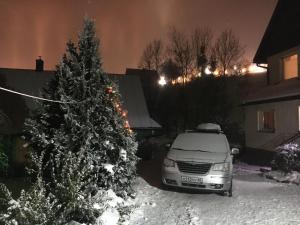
152 40 164 71
160 58 181 80
138 39 164 71
192 27 213 74
167 27 193 80
213 29 245 76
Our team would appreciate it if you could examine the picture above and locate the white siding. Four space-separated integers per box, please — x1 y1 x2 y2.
245 100 300 151
267 45 300 84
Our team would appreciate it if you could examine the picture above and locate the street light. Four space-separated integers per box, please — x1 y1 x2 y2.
158 76 167 86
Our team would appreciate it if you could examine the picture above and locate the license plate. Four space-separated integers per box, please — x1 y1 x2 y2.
181 176 203 184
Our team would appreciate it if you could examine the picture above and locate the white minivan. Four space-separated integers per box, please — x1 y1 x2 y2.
161 123 239 196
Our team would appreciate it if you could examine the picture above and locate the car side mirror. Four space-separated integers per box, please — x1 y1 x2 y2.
231 148 239 155
165 143 171 151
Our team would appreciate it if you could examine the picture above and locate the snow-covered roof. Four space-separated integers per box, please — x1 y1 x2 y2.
111 75 161 129
0 67 160 134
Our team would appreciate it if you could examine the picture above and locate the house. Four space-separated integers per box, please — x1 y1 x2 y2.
110 72 161 139
0 61 160 137
243 0 300 151
125 68 160 120
0 61 161 175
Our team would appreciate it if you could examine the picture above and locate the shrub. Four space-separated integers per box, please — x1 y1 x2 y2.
0 140 8 173
271 143 300 173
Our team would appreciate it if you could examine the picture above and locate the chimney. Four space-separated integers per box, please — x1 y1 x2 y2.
36 56 44 72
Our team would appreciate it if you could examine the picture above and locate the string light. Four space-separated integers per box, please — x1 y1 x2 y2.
0 86 73 104
1 81 134 134
107 85 132 134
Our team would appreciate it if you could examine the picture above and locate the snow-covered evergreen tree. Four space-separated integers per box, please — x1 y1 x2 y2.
0 18 137 225
25 18 137 197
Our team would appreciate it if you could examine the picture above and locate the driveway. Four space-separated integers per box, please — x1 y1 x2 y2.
129 150 300 225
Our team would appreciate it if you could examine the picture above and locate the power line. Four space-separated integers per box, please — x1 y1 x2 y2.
0 86 72 104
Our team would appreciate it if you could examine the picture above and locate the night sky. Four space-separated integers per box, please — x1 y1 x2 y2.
0 0 277 73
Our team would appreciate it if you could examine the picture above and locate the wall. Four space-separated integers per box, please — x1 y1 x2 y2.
245 99 300 151
267 45 300 84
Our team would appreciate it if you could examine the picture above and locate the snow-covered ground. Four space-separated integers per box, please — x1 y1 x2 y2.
129 162 300 225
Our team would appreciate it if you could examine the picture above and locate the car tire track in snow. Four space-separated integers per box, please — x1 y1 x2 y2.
129 162 300 225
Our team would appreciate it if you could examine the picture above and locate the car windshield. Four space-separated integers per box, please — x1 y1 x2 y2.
171 132 229 153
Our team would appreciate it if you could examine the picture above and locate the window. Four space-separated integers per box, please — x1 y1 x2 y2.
283 54 298 79
298 106 300 131
257 110 275 132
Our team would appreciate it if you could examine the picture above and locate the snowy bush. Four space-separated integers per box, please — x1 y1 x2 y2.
0 152 60 225
0 150 100 225
271 143 300 173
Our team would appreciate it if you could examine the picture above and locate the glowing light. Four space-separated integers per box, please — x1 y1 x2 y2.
233 65 238 70
213 70 219 76
125 120 130 128
241 68 247 74
158 76 167 86
205 67 211 75
248 64 267 74
122 110 128 117
177 76 183 83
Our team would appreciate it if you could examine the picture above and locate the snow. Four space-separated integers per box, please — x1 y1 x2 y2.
70 189 127 225
264 170 300 185
93 203 101 210
102 163 114 175
105 189 124 207
171 132 229 153
129 162 300 225
98 208 120 225
120 148 127 160
196 123 221 131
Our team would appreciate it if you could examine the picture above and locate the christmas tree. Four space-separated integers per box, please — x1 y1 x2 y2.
26 18 137 196
0 18 137 224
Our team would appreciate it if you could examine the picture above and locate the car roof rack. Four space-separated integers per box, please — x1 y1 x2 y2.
196 129 223 134
188 123 224 134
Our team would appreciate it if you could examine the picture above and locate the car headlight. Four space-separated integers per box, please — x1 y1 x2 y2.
163 158 175 167
212 163 230 172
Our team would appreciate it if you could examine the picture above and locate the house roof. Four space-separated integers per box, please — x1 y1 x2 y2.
0 68 52 134
111 75 161 129
239 73 268 99
125 68 158 78
243 77 300 106
0 68 160 134
254 0 300 63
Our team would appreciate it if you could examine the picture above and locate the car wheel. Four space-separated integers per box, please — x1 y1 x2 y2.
160 180 168 190
228 181 233 197
222 180 233 197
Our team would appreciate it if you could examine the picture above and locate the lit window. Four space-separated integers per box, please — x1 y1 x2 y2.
298 106 300 131
283 54 298 79
257 110 275 132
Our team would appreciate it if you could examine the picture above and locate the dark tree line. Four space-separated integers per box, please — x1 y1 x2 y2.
138 26 247 144
154 76 245 145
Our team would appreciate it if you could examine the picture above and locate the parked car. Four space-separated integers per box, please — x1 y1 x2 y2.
161 123 239 196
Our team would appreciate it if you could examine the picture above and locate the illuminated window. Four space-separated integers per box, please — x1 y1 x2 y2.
283 54 298 79
298 106 300 131
257 110 275 132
